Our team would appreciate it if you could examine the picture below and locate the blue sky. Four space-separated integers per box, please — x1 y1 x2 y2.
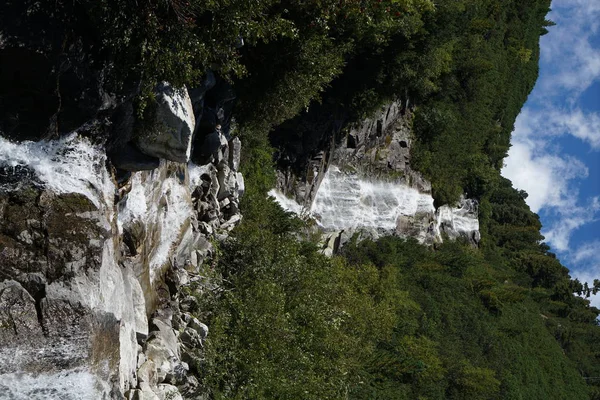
502 0 600 306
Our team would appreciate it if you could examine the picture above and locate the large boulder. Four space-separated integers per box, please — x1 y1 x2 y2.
145 318 180 384
135 83 195 163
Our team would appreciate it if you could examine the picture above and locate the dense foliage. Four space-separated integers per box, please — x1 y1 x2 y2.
187 149 600 398
179 1 600 399
410 0 555 204
9 0 598 398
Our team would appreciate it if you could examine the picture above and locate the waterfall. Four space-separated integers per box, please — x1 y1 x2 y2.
311 166 435 230
0 133 114 210
270 165 479 244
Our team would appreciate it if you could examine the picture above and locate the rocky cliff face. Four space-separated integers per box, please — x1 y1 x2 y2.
270 101 480 253
0 86 478 399
0 84 243 399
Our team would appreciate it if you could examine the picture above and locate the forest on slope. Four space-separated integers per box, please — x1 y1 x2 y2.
5 0 599 398
188 1 600 399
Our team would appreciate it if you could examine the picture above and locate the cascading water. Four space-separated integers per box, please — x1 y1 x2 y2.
270 165 479 244
0 133 115 210
268 188 306 215
310 166 435 230
433 200 481 241
0 134 126 399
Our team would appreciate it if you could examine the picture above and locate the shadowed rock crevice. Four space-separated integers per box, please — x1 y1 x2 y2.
32 284 48 337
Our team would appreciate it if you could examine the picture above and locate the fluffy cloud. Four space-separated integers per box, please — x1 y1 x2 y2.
503 1 600 256
572 239 600 265
542 198 599 252
502 132 597 252
513 107 600 150
503 103 600 250
538 1 600 97
502 139 588 213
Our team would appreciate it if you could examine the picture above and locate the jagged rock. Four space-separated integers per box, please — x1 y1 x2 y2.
138 360 158 387
126 389 140 399
156 384 184 400
179 296 199 313
181 348 203 371
165 361 189 384
229 137 242 171
217 132 229 166
181 313 193 325
145 319 180 383
321 232 342 257
221 214 242 231
172 315 185 331
167 265 191 292
194 164 221 210
179 374 202 398
219 197 231 209
138 382 161 400
217 164 236 201
188 318 209 339
0 280 43 345
197 222 214 236
180 327 203 348
135 83 195 163
176 269 190 287
187 237 212 271
236 172 245 197
137 351 147 370
215 233 229 241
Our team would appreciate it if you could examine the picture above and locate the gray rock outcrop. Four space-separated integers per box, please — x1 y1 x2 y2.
272 101 480 252
135 83 196 163
0 82 245 398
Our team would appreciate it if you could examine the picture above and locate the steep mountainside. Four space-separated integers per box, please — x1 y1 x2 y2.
2 1 599 399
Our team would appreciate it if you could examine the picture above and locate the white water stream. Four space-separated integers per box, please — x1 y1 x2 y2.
270 165 479 243
310 166 435 230
0 134 114 209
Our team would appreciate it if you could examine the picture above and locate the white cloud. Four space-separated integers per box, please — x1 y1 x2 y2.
503 106 599 252
562 110 600 149
537 1 600 97
572 239 600 265
512 107 600 150
502 140 587 213
542 198 599 251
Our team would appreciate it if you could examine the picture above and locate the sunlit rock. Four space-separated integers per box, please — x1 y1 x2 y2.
135 83 196 163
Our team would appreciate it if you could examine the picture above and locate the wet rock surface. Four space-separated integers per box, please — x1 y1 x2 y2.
272 101 480 252
0 188 124 397
0 81 244 398
1 5 245 396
